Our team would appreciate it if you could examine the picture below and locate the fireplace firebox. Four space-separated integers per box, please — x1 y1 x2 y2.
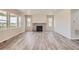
36 26 43 32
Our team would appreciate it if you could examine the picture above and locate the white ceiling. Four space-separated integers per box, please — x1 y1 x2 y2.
18 9 63 15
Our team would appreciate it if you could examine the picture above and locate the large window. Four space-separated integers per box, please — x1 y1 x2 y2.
10 13 18 29
0 10 7 31
27 16 31 27
0 10 22 31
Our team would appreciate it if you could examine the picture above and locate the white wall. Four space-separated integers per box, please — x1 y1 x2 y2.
54 10 71 39
32 14 47 23
0 9 25 42
71 9 79 39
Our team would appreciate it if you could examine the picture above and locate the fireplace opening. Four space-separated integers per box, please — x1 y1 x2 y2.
36 26 43 32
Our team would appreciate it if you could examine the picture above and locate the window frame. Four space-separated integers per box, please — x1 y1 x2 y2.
0 10 8 31
9 13 18 29
26 15 32 27
47 15 54 27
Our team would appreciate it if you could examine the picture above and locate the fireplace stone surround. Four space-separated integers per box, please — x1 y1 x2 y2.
32 23 47 32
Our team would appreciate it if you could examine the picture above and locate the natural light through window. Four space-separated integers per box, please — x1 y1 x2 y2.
48 16 53 27
0 10 22 31
18 17 21 27
27 16 31 27
10 13 17 29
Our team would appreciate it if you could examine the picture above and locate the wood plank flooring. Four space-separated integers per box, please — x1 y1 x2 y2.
0 32 79 50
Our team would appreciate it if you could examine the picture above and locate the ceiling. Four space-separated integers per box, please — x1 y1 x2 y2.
18 9 63 15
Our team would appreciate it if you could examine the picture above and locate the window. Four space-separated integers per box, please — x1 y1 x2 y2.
0 10 22 31
27 16 31 27
0 10 7 31
10 13 18 29
48 15 53 27
18 17 21 27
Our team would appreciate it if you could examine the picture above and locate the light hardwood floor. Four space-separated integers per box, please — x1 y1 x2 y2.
0 32 79 50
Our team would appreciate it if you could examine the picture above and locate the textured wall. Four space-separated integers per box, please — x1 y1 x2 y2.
54 10 71 39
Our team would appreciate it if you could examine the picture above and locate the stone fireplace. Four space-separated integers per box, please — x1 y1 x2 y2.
32 23 47 32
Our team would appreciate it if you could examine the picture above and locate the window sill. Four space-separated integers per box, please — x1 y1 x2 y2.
0 27 21 32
